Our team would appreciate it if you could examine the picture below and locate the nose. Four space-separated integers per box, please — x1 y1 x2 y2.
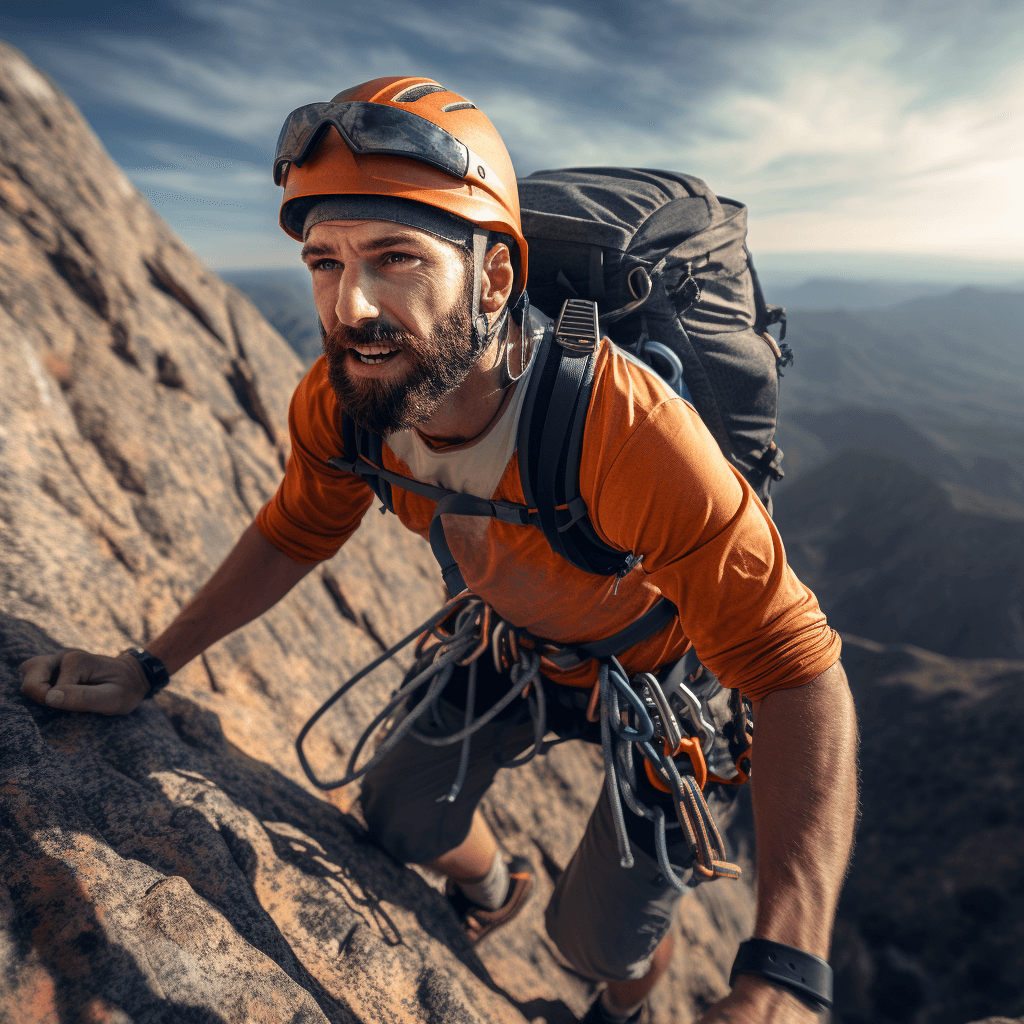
334 268 380 328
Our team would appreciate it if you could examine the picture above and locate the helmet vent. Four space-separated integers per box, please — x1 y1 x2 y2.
442 101 477 112
393 83 445 102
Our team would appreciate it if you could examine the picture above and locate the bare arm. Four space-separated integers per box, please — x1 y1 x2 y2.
20 521 318 713
699 660 859 1022
146 520 318 675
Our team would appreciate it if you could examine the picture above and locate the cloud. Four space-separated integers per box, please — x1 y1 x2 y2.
687 26 1024 255
126 143 267 201
15 0 1023 265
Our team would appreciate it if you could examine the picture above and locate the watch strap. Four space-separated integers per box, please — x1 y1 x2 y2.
730 938 833 1011
120 647 171 698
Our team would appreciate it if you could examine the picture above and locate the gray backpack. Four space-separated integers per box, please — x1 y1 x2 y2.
519 166 790 526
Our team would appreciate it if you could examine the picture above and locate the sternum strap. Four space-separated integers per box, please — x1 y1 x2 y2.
328 455 534 597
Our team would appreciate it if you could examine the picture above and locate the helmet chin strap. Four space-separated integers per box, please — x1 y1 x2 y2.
471 228 492 356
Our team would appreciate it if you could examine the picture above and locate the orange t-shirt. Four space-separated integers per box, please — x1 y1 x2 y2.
256 340 840 701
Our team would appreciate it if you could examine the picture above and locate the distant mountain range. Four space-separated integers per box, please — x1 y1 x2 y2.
777 287 1024 437
763 276 949 311
774 287 1024 515
774 450 1024 659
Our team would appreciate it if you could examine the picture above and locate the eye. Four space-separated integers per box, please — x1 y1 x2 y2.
382 251 415 266
311 258 341 272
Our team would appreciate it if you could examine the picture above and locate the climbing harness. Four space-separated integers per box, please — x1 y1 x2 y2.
296 592 745 891
298 298 751 890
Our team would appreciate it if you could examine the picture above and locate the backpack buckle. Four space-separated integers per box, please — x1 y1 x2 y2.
327 455 358 474
553 298 599 353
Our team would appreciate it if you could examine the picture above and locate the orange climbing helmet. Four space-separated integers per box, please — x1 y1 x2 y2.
275 76 528 295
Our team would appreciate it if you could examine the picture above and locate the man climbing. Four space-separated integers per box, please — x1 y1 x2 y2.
21 77 858 1024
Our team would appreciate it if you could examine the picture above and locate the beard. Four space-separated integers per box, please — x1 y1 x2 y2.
323 285 482 437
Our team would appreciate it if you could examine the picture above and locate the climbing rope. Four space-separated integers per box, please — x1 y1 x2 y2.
296 594 547 795
296 593 741 891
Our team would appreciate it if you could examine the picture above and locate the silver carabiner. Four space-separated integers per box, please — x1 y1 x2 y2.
634 672 683 751
659 660 716 756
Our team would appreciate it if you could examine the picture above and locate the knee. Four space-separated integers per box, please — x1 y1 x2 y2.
361 778 469 865
544 895 653 982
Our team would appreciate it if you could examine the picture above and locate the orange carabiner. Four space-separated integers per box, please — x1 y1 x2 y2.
644 735 708 793
707 739 753 786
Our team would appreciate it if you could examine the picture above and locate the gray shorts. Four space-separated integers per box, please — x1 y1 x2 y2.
360 678 738 981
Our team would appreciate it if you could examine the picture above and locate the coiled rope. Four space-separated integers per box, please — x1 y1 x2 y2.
296 593 740 891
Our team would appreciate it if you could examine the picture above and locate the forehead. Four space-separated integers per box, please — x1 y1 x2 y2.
303 218 449 255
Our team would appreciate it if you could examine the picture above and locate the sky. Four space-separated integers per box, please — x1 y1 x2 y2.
2 0 1023 283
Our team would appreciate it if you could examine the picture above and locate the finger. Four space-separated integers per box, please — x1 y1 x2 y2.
47 650 137 699
19 653 69 704
45 652 147 714
44 681 130 715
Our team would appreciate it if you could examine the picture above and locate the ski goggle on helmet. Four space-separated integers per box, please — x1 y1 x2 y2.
274 77 528 297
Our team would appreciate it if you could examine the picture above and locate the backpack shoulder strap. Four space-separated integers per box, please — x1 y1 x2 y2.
333 414 395 512
332 301 632 588
517 299 633 577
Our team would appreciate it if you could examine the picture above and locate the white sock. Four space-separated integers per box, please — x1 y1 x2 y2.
599 990 644 1023
456 852 510 911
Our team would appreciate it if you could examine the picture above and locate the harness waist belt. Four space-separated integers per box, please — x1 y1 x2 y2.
538 597 677 670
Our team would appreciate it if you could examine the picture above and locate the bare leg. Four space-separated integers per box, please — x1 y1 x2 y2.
604 932 675 1014
426 808 498 880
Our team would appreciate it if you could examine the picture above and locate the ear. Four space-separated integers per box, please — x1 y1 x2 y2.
479 242 514 316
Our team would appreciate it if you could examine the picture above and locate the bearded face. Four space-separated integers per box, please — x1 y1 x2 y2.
323 259 479 436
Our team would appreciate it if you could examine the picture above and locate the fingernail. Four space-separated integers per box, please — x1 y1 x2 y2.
45 689 64 707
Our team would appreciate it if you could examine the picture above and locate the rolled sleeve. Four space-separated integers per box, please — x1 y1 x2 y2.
255 357 374 564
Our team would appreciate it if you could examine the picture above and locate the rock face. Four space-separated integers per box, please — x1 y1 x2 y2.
221 267 322 369
0 41 756 1023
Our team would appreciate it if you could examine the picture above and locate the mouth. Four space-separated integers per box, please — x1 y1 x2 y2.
349 341 402 366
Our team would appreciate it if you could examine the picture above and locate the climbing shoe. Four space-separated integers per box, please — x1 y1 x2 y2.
445 854 535 943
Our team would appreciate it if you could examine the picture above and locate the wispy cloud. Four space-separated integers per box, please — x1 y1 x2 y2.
127 143 267 200
12 0 1023 266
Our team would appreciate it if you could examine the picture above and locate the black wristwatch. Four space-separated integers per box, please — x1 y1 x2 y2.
730 938 833 1011
120 647 171 699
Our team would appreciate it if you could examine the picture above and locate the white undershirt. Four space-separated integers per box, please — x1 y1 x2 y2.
385 307 548 500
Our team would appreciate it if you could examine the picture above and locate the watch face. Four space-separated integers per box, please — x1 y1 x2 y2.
122 648 169 692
